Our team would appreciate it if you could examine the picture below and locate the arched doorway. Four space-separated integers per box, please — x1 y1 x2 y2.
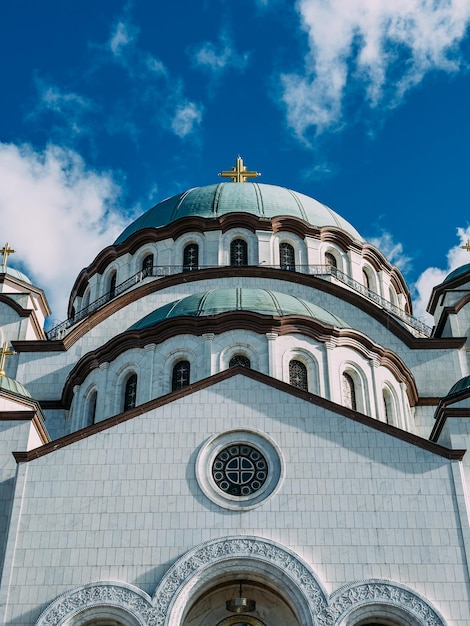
182 578 300 626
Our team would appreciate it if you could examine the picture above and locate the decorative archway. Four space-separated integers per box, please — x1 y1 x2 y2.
330 580 448 626
156 536 328 626
35 581 151 625
36 551 448 626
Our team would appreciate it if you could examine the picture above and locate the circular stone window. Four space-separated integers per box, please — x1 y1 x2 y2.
196 429 283 510
212 444 268 496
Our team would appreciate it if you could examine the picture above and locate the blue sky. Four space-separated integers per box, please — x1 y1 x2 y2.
1 0 470 324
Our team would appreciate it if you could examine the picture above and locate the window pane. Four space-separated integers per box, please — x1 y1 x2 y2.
280 242 295 271
342 372 357 410
124 374 137 411
289 359 308 391
325 252 337 268
183 244 199 272
172 360 190 390
229 354 251 368
142 254 153 277
230 239 248 266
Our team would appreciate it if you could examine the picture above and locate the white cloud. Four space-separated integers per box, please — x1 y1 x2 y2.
412 226 470 323
0 143 129 322
32 77 94 139
171 102 203 138
192 32 250 75
109 20 138 57
282 0 470 139
369 231 412 273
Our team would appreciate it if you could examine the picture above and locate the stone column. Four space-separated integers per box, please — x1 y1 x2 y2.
98 362 110 419
370 357 381 420
324 341 336 402
144 343 157 403
266 333 278 378
202 333 215 377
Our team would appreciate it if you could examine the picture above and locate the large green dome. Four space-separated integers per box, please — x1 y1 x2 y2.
129 287 348 330
115 182 362 244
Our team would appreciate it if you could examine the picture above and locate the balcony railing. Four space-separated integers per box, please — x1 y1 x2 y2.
46 264 432 340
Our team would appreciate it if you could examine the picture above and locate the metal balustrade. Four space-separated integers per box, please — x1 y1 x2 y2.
46 264 432 339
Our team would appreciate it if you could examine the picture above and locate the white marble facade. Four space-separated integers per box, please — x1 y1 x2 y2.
1 180 470 626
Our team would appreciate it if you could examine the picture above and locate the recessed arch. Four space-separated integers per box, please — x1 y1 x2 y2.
340 363 369 415
156 536 328 626
34 582 150 626
331 579 448 626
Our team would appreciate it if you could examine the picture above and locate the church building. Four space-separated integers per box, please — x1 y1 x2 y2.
0 157 469 626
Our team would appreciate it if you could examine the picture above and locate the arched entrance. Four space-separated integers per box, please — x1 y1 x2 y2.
182 577 299 626
157 536 328 626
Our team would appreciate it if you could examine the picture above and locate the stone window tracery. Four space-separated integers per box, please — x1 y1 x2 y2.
123 373 137 411
229 354 251 368
172 360 190 390
289 359 308 391
230 238 248 266
280 242 295 271
183 243 199 272
212 444 268 496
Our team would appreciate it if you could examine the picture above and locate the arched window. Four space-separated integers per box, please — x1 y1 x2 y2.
123 373 137 411
362 269 370 290
289 359 308 391
142 254 154 277
280 242 295 271
183 243 199 272
172 360 190 391
325 252 337 271
229 354 251 368
342 372 357 410
230 238 248 266
109 272 117 300
85 390 97 426
383 387 396 424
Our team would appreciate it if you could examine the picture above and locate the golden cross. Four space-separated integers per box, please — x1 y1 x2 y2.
461 239 470 253
0 341 15 377
218 156 261 183
1 242 15 267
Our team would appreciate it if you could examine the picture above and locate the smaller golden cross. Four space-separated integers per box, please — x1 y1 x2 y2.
0 341 15 377
218 156 261 183
461 239 470 253
1 242 15 267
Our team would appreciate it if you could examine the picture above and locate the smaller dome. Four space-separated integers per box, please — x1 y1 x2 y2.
442 263 470 284
446 376 470 397
0 264 32 285
0 375 32 398
129 288 348 330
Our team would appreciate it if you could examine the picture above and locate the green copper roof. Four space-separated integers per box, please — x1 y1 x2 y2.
0 265 32 285
446 375 470 397
0 375 32 398
443 263 470 284
129 288 348 330
115 183 362 244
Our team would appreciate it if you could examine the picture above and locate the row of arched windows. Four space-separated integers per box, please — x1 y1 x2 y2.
89 245 399 318
86 355 396 424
